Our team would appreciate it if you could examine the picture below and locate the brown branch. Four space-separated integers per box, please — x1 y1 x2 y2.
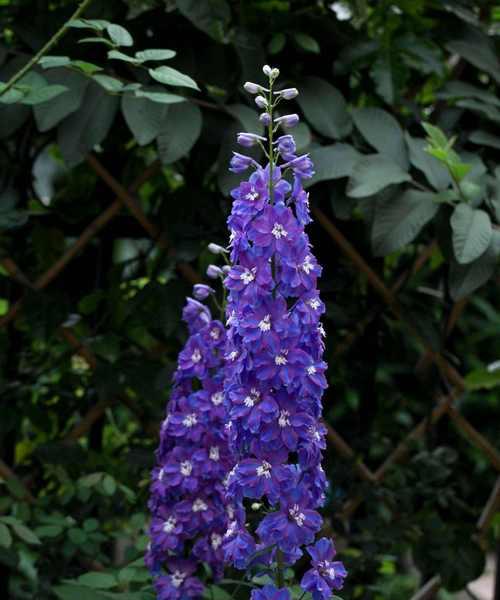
325 423 377 484
0 458 35 503
64 397 115 442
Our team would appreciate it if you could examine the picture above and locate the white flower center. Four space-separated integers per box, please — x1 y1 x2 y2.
245 189 259 202
163 516 176 533
258 314 271 332
192 498 208 512
228 350 239 361
240 269 255 285
302 255 314 274
308 298 321 310
211 391 223 406
318 323 326 337
278 409 291 428
224 520 237 538
158 467 164 481
272 223 288 239
210 328 220 340
256 460 272 479
211 533 222 550
289 504 306 526
191 348 202 363
183 413 197 427
309 425 321 441
275 353 288 366
244 388 260 408
180 460 193 476
209 446 220 461
307 365 317 375
171 570 185 588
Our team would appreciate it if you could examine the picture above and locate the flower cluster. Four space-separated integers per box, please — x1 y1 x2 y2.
222 65 346 598
147 293 233 600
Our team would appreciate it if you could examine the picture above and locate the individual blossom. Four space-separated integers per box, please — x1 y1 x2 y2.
301 538 348 599
251 585 291 600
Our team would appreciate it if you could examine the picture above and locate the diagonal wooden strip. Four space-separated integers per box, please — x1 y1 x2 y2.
0 161 162 328
325 423 377 484
0 458 36 503
87 154 201 285
477 477 500 535
446 403 500 472
410 575 442 600
64 397 115 442
312 206 465 390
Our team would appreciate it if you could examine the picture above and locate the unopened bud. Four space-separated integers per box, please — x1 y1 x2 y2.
259 112 271 126
208 243 227 255
243 81 261 94
276 87 298 100
237 132 266 147
274 113 299 128
207 264 223 279
193 284 214 300
255 95 267 109
222 265 231 274
262 64 272 76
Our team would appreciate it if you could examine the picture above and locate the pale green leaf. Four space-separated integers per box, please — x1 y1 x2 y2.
39 56 71 69
135 49 176 61
107 50 139 64
303 144 361 189
405 133 450 191
121 92 168 145
148 66 199 90
347 155 411 198
450 204 492 264
293 32 320 53
92 75 124 93
78 572 117 589
106 24 134 47
134 89 185 104
157 102 202 164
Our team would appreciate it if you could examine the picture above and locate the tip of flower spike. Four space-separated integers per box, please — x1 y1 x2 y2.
263 64 280 79
207 243 227 255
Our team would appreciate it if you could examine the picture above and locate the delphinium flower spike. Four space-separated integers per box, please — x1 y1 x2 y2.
222 65 347 599
147 281 234 600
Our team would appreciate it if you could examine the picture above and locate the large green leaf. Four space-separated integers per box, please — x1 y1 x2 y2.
449 231 500 299
437 81 500 107
352 107 408 169
121 92 168 145
106 24 134 47
78 572 117 589
447 29 500 84
347 155 411 198
0 523 12 548
34 69 88 132
149 66 199 90
303 144 361 189
469 130 500 150
465 368 500 390
54 584 107 600
176 0 230 42
58 81 119 167
157 102 202 164
450 203 492 264
297 76 352 140
405 133 450 191
371 190 439 256
226 103 264 136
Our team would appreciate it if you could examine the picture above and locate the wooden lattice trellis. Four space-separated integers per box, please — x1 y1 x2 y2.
0 154 498 599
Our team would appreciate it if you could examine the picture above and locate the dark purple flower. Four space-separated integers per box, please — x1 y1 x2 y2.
301 538 348 599
193 284 214 300
251 585 291 600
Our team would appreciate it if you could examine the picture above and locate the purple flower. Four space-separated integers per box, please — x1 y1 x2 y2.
250 203 301 254
193 284 214 300
301 538 348 599
154 560 204 600
230 152 256 173
275 135 296 161
237 132 267 147
274 113 299 128
251 586 291 600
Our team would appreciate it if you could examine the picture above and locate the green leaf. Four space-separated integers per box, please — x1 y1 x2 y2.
405 134 450 191
347 155 411 198
203 586 232 600
370 56 394 104
34 69 88 131
371 190 439 256
92 75 124 93
34 525 63 538
6 520 41 545
69 19 110 31
80 472 103 487
469 130 500 150
304 144 361 189
293 32 320 53
422 123 448 148
134 89 185 104
106 24 134 47
352 107 408 169
78 572 117 589
39 56 71 69
58 81 119 167
455 98 500 124
450 204 492 264
157 102 202 164
79 37 115 47
268 33 286 55
437 81 500 108
0 523 12 548
148 66 199 90
135 49 176 62
465 368 500 390
101 475 117 496
54 584 107 600
447 29 500 84
176 0 230 42
226 103 264 135
71 61 103 75
122 92 168 145
296 76 351 140
21 84 68 105
107 50 139 64
449 231 500 299
68 528 87 545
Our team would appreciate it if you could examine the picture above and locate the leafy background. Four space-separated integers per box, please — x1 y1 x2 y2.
0 1 499 599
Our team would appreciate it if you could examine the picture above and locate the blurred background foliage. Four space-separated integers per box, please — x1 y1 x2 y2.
0 0 499 599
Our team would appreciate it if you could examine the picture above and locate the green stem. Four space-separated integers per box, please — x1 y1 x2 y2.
275 548 284 588
268 81 274 204
0 0 94 98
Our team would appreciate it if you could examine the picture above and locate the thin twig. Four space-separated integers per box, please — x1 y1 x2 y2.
0 0 94 98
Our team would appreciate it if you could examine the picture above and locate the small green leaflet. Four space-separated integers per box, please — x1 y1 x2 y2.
148 66 199 90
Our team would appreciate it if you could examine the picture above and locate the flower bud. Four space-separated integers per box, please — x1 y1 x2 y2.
275 134 296 160
274 113 299 128
221 265 231 274
276 87 298 100
262 64 272 76
229 152 255 173
270 67 280 79
259 112 271 126
243 81 261 94
237 132 266 147
193 284 215 300
254 95 267 109
208 243 227 255
207 264 223 279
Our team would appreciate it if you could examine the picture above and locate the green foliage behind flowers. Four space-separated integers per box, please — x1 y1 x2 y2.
0 1 499 599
